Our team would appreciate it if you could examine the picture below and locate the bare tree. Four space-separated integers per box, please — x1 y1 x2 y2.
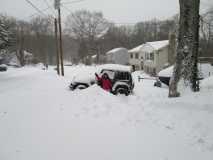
200 6 213 57
15 20 31 66
65 10 110 61
29 16 54 65
169 0 200 97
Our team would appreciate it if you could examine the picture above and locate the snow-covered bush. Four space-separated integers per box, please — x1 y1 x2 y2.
0 19 14 50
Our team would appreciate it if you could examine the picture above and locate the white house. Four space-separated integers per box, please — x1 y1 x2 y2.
128 44 145 70
141 40 169 75
106 48 129 65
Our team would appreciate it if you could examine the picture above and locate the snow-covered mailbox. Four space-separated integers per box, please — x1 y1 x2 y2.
141 40 169 75
106 48 129 65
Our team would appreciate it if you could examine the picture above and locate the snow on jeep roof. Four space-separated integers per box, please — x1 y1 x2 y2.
99 64 132 72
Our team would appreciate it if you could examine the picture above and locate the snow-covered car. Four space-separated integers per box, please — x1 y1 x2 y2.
69 72 96 90
0 64 7 72
98 64 134 96
154 66 173 87
155 64 207 87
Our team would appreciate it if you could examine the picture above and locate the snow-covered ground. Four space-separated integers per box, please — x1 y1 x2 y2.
0 65 213 160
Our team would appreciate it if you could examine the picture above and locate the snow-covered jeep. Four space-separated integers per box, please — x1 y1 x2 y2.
99 65 134 96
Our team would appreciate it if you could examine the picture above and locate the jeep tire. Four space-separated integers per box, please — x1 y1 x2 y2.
114 86 130 96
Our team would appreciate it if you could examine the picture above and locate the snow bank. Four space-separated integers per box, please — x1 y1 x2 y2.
201 76 213 90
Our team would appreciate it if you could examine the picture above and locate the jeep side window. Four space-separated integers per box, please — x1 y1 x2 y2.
115 72 130 80
100 70 115 80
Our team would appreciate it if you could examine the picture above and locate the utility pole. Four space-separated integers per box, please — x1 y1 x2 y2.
54 18 60 75
58 7 64 76
54 0 64 76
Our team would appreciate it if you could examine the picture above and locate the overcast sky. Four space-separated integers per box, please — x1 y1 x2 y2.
0 0 212 24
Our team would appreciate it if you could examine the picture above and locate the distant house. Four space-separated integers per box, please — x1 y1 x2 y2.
91 54 106 64
128 44 145 70
141 40 170 75
106 48 129 65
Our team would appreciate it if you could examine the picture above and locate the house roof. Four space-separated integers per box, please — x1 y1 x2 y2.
128 44 145 53
106 47 127 55
146 40 169 51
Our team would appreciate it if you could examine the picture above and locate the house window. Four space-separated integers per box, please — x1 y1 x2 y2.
130 53 133 59
150 52 154 60
135 53 139 59
145 52 154 60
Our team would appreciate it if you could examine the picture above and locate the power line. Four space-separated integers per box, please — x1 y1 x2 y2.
61 0 85 5
61 0 86 14
25 0 47 16
43 0 56 17
26 6 52 19
61 1 136 26
61 4 72 14
61 5 137 26
24 0 56 21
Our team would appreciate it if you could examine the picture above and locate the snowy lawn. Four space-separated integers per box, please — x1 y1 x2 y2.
0 65 213 160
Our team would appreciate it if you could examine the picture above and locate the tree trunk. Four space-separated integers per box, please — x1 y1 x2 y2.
168 32 176 65
169 0 200 97
190 0 200 92
16 27 25 66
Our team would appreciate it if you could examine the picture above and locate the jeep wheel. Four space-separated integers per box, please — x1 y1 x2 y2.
114 87 129 96
154 81 162 87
